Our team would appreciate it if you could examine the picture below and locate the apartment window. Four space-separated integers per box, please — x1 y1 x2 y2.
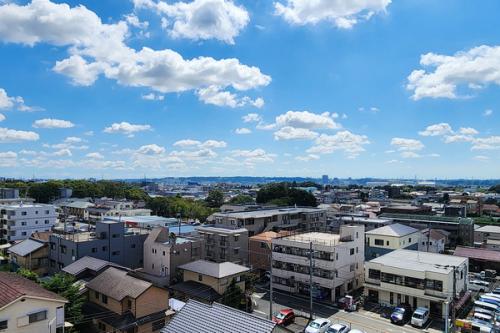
152 264 155 269
21 221 27 226
29 310 47 323
101 295 108 304
350 248 354 255
368 269 381 280
102 246 107 252
356 232 359 238
95 291 100 298
112 251 120 256
234 235 239 242
21 232 27 236
374 239 384 246
21 211 27 216
0 320 7 330
44 220 49 224
112 234 120 238
336 253 338 260
233 248 239 255
198 274 203 282
131 244 136 249
425 279 443 292
356 247 359 253
71 249 75 256
386 241 389 246
408 238 412 243
350 264 355 272
35 221 38 224
91 248 97 253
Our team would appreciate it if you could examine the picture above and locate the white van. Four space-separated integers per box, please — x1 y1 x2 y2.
474 312 493 322
475 301 499 314
411 307 429 328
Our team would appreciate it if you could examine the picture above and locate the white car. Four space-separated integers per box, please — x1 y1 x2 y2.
326 323 350 333
411 307 429 328
305 318 332 333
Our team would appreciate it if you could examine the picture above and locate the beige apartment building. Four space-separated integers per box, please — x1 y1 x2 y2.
271 225 365 302
209 207 327 237
364 249 468 319
196 224 248 265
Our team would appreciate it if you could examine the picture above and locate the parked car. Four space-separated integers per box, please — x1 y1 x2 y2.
411 307 429 328
469 283 486 292
272 308 295 326
470 279 490 287
326 323 350 333
305 318 332 333
390 304 412 325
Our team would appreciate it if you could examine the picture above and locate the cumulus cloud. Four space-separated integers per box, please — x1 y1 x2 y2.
400 151 421 159
274 126 319 140
471 136 500 150
390 138 424 151
306 131 370 158
235 127 251 134
0 0 270 105
295 154 320 162
232 148 276 163
170 148 217 159
134 0 249 44
274 0 391 29
459 127 479 135
407 45 500 100
0 113 4 122
196 85 264 108
32 118 75 128
418 123 452 136
242 113 262 123
0 127 39 142
172 139 226 149
0 151 17 167
483 109 493 117
136 144 166 155
103 122 152 137
141 92 164 101
0 88 40 111
275 111 341 129
86 152 104 159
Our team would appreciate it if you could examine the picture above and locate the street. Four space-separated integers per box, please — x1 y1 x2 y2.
251 287 443 333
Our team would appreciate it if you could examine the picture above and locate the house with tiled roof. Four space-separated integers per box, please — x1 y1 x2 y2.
0 272 67 333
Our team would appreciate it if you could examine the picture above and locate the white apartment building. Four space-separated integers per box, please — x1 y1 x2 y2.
0 204 57 242
364 249 468 319
271 225 365 302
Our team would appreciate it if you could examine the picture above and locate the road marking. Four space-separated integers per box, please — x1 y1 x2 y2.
254 310 267 316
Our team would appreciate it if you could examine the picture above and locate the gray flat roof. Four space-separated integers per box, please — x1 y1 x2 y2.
369 249 467 273
196 225 248 234
476 225 500 234
213 207 324 219
178 260 249 278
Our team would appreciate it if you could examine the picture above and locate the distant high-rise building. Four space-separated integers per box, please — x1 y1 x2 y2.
322 174 329 185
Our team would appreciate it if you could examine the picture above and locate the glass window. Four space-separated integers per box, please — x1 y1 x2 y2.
101 295 108 304
29 310 47 323
374 239 384 246
0 320 7 330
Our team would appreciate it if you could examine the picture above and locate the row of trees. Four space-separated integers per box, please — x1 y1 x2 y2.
256 182 318 207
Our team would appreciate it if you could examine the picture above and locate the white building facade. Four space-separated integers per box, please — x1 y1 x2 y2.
0 204 57 242
271 225 365 302
364 249 468 319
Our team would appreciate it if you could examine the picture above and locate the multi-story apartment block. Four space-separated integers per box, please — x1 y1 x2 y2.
0 204 57 242
196 224 248 264
140 227 203 286
249 231 290 272
85 267 169 333
209 207 326 237
365 223 421 260
271 225 365 302
364 249 468 319
48 220 148 273
0 272 67 333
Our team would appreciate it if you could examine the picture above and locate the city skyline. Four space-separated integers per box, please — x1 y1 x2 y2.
0 0 499 179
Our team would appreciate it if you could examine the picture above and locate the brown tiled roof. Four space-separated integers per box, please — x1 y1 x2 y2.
86 267 152 301
0 272 66 309
454 246 500 262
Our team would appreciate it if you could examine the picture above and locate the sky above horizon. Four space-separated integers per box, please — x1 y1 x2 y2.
0 0 499 179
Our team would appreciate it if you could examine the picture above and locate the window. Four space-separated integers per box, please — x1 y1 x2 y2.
21 222 27 226
45 210 50 214
44 220 49 224
112 251 120 256
198 274 203 282
95 291 100 298
29 310 47 323
389 292 394 305
356 247 359 253
350 248 355 255
35 211 39 214
408 238 412 243
21 211 27 216
102 246 107 252
234 235 239 242
91 248 97 253
101 295 108 304
131 244 136 248
233 248 239 255
374 239 384 246
368 269 381 280
0 320 6 330
163 251 166 256
112 234 120 238
98 322 106 330
21 232 27 236
152 264 155 269
127 300 132 309
386 241 389 246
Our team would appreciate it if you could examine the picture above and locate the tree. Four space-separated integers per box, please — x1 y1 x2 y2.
229 194 254 205
41 274 85 332
221 278 244 310
256 182 317 207
17 268 39 282
205 189 224 208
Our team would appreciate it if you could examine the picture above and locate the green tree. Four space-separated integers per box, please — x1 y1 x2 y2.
229 194 254 204
41 274 85 332
256 182 317 207
221 278 244 310
205 189 224 208
16 268 39 282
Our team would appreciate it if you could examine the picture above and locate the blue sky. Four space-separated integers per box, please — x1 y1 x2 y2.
0 0 498 179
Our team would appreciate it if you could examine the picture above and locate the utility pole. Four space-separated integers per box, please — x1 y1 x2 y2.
444 301 449 333
309 241 314 320
451 266 457 333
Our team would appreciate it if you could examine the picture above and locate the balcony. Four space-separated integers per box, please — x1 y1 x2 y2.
272 268 335 288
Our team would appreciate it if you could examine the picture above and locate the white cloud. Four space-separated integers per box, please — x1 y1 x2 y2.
134 0 249 44
200 139 227 149
84 131 94 136
307 130 370 158
136 144 166 155
275 111 341 129
173 139 201 147
196 85 264 108
274 0 391 28
471 136 500 150
473 155 490 161
0 151 17 167
391 138 424 151
459 127 479 135
255 122 276 131
141 92 164 101
170 148 217 159
483 109 493 117
172 139 226 149
0 88 40 111
32 118 75 128
52 148 72 157
86 152 104 159
443 134 475 143
295 154 319 162
64 136 83 143
125 13 149 30
418 123 452 136
400 151 421 159
242 113 262 123
0 0 270 104
0 113 4 122
273 126 319 140
232 148 276 163
407 45 500 100
103 122 152 136
235 127 251 134
0 127 39 142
